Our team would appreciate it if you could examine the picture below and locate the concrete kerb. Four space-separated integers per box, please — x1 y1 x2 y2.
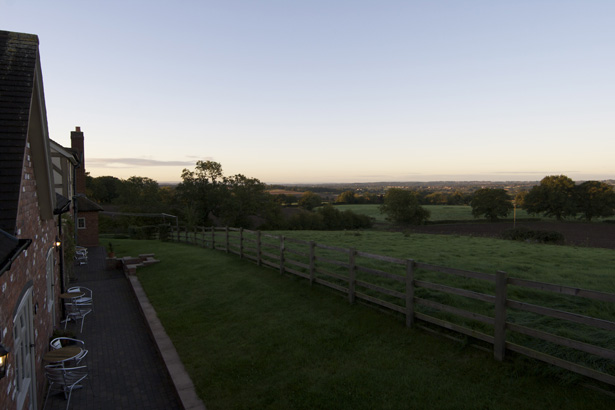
125 270 207 410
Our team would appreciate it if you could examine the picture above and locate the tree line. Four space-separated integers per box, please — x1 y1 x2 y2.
379 175 615 225
88 167 614 234
87 161 373 233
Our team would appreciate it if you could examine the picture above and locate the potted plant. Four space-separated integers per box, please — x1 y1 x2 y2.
107 242 115 258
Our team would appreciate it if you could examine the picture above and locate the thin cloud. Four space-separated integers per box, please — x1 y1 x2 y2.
88 158 197 168
491 171 579 175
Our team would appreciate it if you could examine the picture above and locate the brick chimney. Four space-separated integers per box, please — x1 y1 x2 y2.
71 126 86 194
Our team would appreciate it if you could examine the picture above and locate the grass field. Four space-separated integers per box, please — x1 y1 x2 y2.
111 238 615 409
266 230 615 293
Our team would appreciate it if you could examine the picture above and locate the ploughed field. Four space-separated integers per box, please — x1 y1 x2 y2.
407 221 615 250
335 204 615 250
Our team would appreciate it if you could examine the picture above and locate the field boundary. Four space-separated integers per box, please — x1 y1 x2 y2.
171 226 615 387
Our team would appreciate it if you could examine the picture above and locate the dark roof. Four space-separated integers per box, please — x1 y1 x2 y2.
0 30 39 234
0 228 31 277
76 195 104 212
54 193 71 215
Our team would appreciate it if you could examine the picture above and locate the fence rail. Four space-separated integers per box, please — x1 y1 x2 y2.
171 226 615 387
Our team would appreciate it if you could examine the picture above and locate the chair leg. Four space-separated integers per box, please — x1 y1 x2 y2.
65 389 72 410
42 383 53 410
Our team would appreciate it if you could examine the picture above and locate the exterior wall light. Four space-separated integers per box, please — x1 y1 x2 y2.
0 343 9 379
54 236 62 250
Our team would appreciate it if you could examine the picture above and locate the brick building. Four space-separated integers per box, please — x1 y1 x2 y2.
0 30 66 410
70 127 103 247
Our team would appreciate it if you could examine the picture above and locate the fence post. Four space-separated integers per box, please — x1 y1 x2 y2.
494 270 508 361
239 228 244 258
225 226 230 253
348 248 357 304
405 259 415 328
309 241 316 285
210 226 215 249
193 226 197 245
201 226 205 247
256 231 262 266
279 235 285 275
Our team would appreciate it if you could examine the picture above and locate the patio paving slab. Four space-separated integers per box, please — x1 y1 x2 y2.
44 246 200 410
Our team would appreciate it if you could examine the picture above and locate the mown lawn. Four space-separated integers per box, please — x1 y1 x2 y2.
111 239 614 410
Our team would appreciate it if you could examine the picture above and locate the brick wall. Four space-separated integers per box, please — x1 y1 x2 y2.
0 140 60 410
77 211 100 247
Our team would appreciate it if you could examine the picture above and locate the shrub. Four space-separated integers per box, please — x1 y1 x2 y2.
500 227 564 244
158 224 171 241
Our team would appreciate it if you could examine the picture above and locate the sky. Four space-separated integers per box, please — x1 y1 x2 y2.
2 0 614 184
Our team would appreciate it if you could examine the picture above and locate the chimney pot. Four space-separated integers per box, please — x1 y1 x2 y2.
75 126 81 132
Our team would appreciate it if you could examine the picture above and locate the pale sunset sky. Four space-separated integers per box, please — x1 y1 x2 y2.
2 1 614 184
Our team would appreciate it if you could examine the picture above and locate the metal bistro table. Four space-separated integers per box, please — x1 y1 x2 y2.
60 291 84 301
43 345 84 364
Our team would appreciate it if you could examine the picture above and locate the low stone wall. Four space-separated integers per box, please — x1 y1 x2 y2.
107 253 160 275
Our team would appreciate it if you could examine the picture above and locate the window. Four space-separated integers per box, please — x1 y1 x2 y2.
77 217 86 229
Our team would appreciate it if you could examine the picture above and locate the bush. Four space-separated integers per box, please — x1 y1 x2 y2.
284 205 373 230
158 224 171 241
129 225 158 240
500 227 564 244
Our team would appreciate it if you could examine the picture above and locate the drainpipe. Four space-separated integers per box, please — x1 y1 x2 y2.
72 152 81 245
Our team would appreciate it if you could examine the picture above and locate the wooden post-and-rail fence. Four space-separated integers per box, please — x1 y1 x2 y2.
171 226 615 387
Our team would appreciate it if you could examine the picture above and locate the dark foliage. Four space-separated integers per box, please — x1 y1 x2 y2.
500 227 564 244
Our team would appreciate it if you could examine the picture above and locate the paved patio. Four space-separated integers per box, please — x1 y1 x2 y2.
44 246 204 410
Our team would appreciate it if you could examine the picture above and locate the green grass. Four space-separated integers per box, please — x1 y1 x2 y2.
111 238 614 409
266 230 615 292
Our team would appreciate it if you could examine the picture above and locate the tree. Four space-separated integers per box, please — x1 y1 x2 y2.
86 175 122 203
379 188 430 225
117 176 162 212
298 191 322 211
220 174 278 227
470 188 513 221
335 190 357 204
574 181 615 221
522 175 577 221
176 160 226 225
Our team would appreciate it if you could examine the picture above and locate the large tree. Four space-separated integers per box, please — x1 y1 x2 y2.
522 175 577 221
298 191 322 211
335 190 357 204
574 181 615 221
176 160 226 225
176 161 282 228
470 188 513 221
86 175 123 204
379 188 430 225
118 176 162 212
220 173 279 227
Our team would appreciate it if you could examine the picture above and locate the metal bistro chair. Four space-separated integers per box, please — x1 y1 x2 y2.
43 364 89 410
64 301 92 333
75 247 88 265
49 337 89 364
67 286 94 311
